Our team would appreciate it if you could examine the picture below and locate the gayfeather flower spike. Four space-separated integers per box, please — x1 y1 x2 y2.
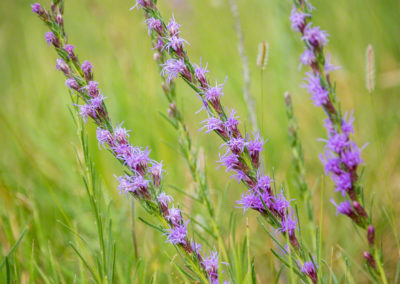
135 1 317 282
145 7 229 261
290 0 387 282
32 2 227 283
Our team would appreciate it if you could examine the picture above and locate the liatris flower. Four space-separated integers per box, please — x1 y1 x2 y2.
45 31 59 47
161 59 188 83
64 44 75 59
136 0 304 255
65 78 79 91
202 251 219 283
33 2 226 283
301 261 318 284
55 58 70 75
81 60 93 80
136 4 312 279
145 17 163 35
291 0 386 279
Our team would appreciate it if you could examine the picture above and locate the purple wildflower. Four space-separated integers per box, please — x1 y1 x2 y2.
224 109 240 136
191 240 202 254
131 0 151 9
151 161 164 187
367 225 375 246
290 8 309 32
117 175 150 195
301 261 318 283
320 154 342 175
89 94 104 110
96 127 114 148
31 3 43 14
247 132 265 167
201 117 225 135
79 104 96 123
299 49 316 66
87 81 99 97
45 32 57 46
164 35 188 53
81 60 93 80
364 252 376 268
64 44 75 58
205 80 225 111
158 192 173 208
202 251 219 282
331 199 353 216
302 72 329 106
278 213 298 237
237 191 271 213
255 173 272 194
352 201 368 218
124 147 151 174
273 192 291 216
112 143 133 160
332 172 352 195
117 175 133 194
131 175 150 194
326 133 349 153
237 191 263 213
145 18 163 35
55 58 70 75
167 15 181 36
166 223 188 245
231 170 250 184
341 145 362 169
65 78 79 91
114 124 130 144
217 152 240 172
166 207 182 226
161 59 186 83
302 24 328 48
194 61 209 86
226 137 245 155
341 112 355 135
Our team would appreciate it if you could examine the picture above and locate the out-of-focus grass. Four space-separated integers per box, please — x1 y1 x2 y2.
0 0 399 282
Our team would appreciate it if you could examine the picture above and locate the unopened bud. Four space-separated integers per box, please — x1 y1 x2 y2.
153 52 161 62
363 252 376 269
352 201 368 218
56 58 70 76
56 14 63 25
367 225 375 246
284 92 292 107
168 103 177 118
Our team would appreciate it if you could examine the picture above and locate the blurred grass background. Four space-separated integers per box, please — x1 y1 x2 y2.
1 0 400 282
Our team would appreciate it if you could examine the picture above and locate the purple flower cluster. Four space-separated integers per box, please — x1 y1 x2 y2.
290 1 379 271
35 3 228 283
146 9 303 251
290 4 364 204
301 261 318 284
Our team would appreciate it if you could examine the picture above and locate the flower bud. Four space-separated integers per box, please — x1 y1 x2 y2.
168 103 177 119
352 201 368 218
65 78 80 91
153 52 161 62
31 3 44 15
367 225 375 246
55 58 70 76
56 14 63 25
363 252 376 269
